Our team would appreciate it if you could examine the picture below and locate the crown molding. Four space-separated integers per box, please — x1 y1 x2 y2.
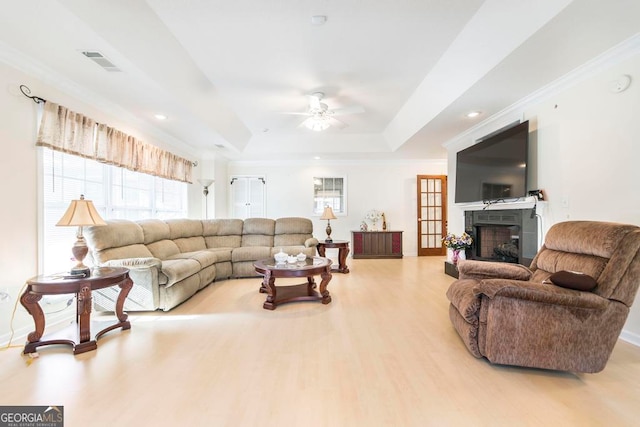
443 33 640 150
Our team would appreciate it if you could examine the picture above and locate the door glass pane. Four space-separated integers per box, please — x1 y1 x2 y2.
435 209 442 220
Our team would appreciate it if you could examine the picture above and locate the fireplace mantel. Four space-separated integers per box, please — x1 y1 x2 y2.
456 196 540 212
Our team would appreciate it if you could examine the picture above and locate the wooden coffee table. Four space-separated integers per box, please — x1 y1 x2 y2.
253 257 332 310
20 267 133 355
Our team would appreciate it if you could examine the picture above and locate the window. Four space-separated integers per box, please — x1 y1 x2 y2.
41 148 187 274
313 177 346 215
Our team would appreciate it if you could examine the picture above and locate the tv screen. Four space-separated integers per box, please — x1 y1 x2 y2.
455 121 529 203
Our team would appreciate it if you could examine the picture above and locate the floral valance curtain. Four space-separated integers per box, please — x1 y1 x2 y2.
36 102 193 183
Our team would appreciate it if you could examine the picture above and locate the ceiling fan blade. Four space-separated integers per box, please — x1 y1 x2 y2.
328 117 348 129
329 105 365 116
298 117 313 128
281 111 312 116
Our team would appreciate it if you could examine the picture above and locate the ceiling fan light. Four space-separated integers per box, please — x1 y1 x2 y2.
305 118 330 131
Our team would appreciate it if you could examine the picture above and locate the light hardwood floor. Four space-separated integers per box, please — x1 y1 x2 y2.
2 257 640 426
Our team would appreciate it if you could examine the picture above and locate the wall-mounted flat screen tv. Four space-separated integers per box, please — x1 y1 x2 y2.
455 121 529 204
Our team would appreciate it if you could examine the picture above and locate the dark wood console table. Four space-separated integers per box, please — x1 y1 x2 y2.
316 240 350 273
20 267 132 355
253 257 332 310
351 231 403 259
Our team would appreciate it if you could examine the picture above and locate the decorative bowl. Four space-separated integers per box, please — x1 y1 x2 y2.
296 253 307 261
287 255 298 264
274 250 288 263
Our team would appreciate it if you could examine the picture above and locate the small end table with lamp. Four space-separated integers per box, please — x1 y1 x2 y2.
20 195 132 355
317 206 350 273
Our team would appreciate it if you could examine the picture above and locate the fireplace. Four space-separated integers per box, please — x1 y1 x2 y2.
465 209 537 265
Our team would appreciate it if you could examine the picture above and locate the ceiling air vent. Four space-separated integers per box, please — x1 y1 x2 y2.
81 51 122 72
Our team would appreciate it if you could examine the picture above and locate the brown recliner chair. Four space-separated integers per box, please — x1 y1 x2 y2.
446 221 640 373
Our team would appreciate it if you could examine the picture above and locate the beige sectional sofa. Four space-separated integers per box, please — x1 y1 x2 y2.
84 217 318 311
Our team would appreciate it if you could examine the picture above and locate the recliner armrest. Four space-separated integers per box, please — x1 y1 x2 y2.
305 237 319 248
475 278 608 310
102 257 162 269
457 260 532 281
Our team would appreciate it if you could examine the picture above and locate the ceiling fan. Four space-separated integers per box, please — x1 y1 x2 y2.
286 92 365 131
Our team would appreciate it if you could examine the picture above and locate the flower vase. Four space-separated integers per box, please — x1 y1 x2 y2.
452 249 466 265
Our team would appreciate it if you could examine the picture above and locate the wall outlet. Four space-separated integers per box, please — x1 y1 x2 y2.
561 196 570 208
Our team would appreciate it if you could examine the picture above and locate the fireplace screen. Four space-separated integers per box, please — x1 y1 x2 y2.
477 225 520 263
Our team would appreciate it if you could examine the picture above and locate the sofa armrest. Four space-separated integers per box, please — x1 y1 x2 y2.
474 278 608 310
305 237 319 248
98 257 161 310
458 260 532 281
102 257 162 269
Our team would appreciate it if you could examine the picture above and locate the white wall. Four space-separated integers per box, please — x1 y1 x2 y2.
447 51 640 342
227 160 447 256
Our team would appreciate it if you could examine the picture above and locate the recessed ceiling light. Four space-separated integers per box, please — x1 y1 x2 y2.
154 114 168 120
314 156 321 160
466 111 481 118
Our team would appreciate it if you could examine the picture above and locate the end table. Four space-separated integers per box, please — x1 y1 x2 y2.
20 267 132 355
316 240 350 273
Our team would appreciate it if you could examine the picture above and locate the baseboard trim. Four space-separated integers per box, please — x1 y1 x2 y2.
0 311 74 349
619 330 640 347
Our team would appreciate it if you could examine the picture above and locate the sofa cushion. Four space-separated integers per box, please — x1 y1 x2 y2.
205 235 242 249
93 244 153 264
166 250 218 269
85 219 143 250
138 219 171 244
543 221 638 259
206 248 233 262
159 258 201 287
274 234 312 247
202 219 244 236
242 218 275 247
166 219 204 239
174 236 206 253
534 250 607 280
275 217 313 235
232 246 272 262
147 239 181 260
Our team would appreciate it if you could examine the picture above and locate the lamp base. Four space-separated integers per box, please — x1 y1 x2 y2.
325 221 333 243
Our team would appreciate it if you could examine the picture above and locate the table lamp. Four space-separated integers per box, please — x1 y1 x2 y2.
320 206 337 242
56 195 107 276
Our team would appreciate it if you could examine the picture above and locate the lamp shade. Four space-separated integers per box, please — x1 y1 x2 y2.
320 206 337 220
198 178 214 187
56 195 107 227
